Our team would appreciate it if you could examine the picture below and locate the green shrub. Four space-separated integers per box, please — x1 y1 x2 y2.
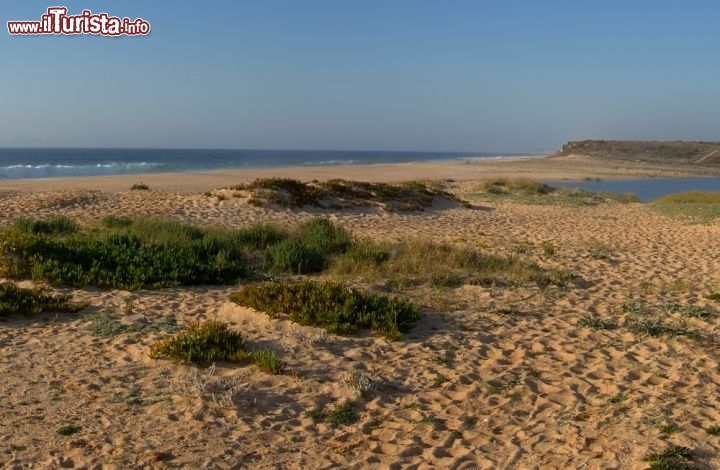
230 281 421 340
343 240 392 265
130 182 150 191
0 283 87 317
296 218 352 254
0 216 361 289
100 215 134 229
234 223 289 248
13 216 78 235
266 239 324 274
1 217 250 289
149 320 284 373
149 320 247 363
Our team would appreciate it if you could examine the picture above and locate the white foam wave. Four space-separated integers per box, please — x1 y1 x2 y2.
0 162 164 179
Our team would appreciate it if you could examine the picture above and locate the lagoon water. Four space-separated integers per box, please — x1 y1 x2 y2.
551 177 720 202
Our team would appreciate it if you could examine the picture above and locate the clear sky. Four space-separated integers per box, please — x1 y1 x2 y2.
2 1 719 152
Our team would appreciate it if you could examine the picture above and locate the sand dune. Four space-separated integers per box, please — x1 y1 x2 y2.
1 165 719 469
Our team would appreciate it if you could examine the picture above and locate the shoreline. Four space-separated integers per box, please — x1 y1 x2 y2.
1 154 718 193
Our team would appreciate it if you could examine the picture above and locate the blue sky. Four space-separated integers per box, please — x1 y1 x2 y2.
2 1 719 152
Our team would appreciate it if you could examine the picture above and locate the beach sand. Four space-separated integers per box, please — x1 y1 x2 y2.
1 156 720 469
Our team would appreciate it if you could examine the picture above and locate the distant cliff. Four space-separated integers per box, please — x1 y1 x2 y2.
552 140 720 165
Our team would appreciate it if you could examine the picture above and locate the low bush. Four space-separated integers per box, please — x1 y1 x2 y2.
0 216 354 289
149 320 283 373
13 216 78 235
265 218 352 274
149 320 246 362
230 280 421 340
474 178 640 205
0 282 87 317
329 239 548 288
229 178 470 212
266 239 324 274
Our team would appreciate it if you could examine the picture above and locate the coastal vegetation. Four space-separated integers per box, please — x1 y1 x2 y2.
0 215 561 293
230 281 421 340
472 177 640 205
650 191 720 222
0 216 352 289
224 177 472 211
148 319 283 373
0 282 87 317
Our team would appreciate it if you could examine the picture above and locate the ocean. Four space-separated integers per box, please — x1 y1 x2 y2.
0 148 522 180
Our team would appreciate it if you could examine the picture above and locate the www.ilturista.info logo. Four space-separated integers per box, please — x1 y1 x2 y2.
7 7 151 36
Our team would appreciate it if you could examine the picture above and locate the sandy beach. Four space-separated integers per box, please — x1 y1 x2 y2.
1 156 720 469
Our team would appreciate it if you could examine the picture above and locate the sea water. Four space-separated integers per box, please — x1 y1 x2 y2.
0 148 523 180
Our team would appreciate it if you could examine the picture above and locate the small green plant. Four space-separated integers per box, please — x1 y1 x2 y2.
149 320 282 373
643 445 694 470
84 311 131 337
706 293 720 301
432 373 449 385
124 297 136 315
57 425 82 436
533 268 577 288
706 425 720 436
230 281 420 340
341 370 381 397
679 305 714 319
304 406 327 423
304 402 359 426
149 320 246 363
130 182 150 191
657 423 681 437
622 301 647 314
608 393 628 404
326 403 359 426
249 349 284 374
578 314 616 330
492 306 519 316
509 243 532 255
586 240 614 261
628 319 700 339
539 241 556 256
